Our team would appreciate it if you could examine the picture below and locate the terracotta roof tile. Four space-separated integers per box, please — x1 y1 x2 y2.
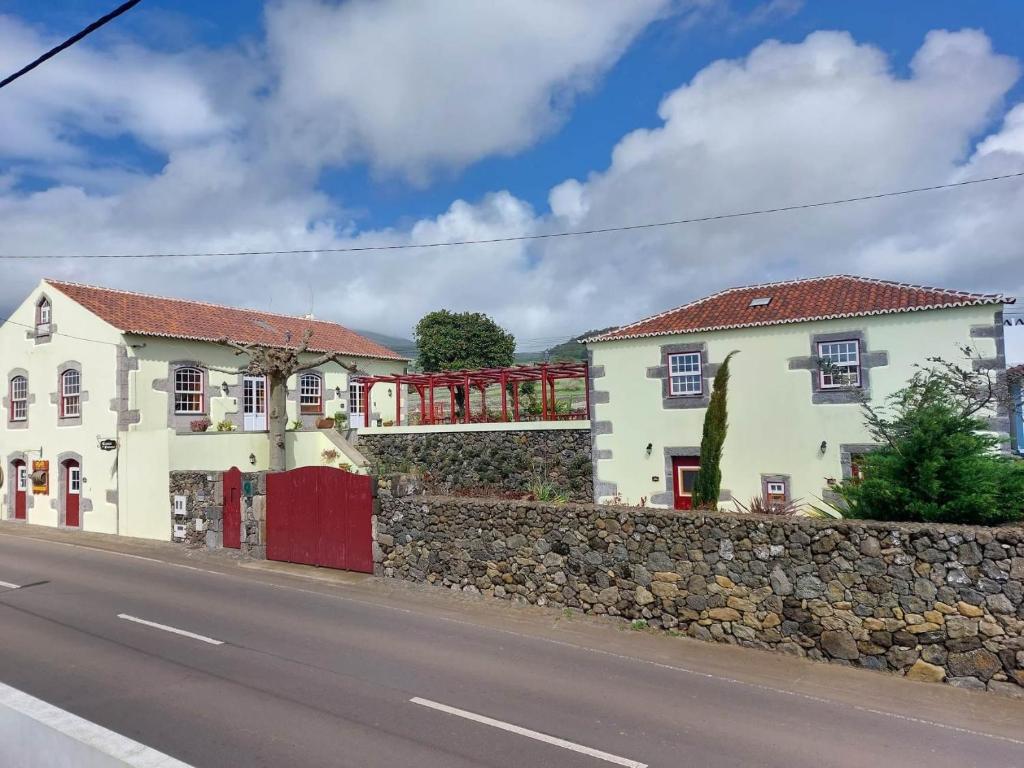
47 280 406 361
593 275 1012 342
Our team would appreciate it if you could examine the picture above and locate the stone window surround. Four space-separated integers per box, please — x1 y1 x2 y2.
586 350 617 500
650 446 732 508
25 292 57 346
760 473 791 503
788 330 889 405
821 442 881 506
50 451 92 528
290 369 346 430
5 452 34 519
3 368 34 430
50 361 88 427
109 345 140 432
646 342 720 410
154 362 221 434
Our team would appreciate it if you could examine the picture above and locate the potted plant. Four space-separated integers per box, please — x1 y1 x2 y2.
316 416 335 429
190 417 211 433
216 419 236 432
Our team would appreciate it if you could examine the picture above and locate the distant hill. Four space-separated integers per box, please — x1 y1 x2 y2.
353 329 418 359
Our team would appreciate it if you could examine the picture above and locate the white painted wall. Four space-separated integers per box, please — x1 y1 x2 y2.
1005 304 1024 367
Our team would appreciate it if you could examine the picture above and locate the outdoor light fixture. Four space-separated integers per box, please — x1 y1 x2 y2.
221 381 230 396
645 442 653 455
335 386 342 398
248 453 257 466
819 440 828 455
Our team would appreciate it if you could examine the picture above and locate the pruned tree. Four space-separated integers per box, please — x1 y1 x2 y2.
691 351 738 509
217 330 358 472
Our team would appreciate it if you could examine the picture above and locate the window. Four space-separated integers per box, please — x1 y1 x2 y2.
668 352 702 396
765 479 789 509
69 467 81 494
299 373 323 415
174 367 205 414
9 376 27 422
60 369 81 418
818 340 861 389
349 381 365 414
850 454 867 482
36 298 51 335
16 465 28 492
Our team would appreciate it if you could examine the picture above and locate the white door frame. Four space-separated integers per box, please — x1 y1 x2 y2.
243 375 268 431
348 381 366 429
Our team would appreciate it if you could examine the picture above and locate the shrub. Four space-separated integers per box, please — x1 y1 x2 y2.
692 351 738 507
215 419 235 432
190 418 211 433
836 356 1024 525
733 495 803 516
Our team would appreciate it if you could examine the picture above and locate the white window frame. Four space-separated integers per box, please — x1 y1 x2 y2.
16 465 28 492
61 370 81 418
36 299 51 335
668 352 702 396
173 367 205 415
766 481 786 496
69 467 82 495
349 381 365 414
818 340 861 389
10 376 27 422
299 373 323 415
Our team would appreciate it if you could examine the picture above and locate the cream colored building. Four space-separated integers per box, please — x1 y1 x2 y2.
586 275 1013 510
1 279 405 540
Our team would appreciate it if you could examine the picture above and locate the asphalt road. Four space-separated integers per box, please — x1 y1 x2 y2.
1 525 1022 768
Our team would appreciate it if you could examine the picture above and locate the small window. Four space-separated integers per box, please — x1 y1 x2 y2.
299 373 323 415
818 340 861 389
69 467 81 494
60 369 81 418
749 297 772 307
850 454 866 482
9 376 27 422
174 367 205 414
765 479 788 508
17 465 28 492
668 352 702 396
36 298 51 334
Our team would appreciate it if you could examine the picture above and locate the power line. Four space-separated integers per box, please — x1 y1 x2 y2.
1 170 1021 261
0 1 144 91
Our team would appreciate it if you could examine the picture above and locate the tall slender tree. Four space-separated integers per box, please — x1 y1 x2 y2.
691 351 738 509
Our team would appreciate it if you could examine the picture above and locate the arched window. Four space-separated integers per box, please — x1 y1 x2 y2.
60 369 81 418
36 297 51 334
299 373 323 415
174 367 205 414
9 376 27 422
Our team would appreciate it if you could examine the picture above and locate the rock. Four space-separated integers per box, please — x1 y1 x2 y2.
714 575 735 589
708 607 741 622
726 596 756 613
906 660 946 683
794 575 824 599
986 594 1015 615
597 586 620 606
905 622 942 634
987 681 1024 699
947 649 1002 682
859 537 881 557
654 571 681 583
945 618 978 639
958 601 985 618
635 586 655 606
821 630 859 660
947 676 987 691
769 566 793 596
650 581 680 600
731 624 756 642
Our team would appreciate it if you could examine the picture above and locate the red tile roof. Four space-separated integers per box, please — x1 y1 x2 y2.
593 275 1012 342
47 280 406 361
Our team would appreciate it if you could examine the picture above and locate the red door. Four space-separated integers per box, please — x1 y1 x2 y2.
672 456 700 510
223 467 241 549
64 460 81 527
12 460 27 520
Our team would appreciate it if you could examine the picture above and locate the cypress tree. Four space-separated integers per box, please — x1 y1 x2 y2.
691 351 737 509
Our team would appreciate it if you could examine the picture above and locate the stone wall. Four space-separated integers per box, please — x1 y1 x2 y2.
358 428 592 502
376 495 1024 696
169 470 266 556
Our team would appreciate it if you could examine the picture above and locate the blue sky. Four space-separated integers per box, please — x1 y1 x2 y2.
2 1 1024 340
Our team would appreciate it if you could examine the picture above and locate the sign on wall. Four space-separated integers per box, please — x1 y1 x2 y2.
31 460 49 495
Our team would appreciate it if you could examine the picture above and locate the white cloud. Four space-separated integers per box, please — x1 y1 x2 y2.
2 16 1024 346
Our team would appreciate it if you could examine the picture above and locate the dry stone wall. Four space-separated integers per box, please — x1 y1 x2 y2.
358 428 592 501
377 495 1024 696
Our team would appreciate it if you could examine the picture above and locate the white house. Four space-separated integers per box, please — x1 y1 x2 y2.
586 275 1012 510
1 279 406 540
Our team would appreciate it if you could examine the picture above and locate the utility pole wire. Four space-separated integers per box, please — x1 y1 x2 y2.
1 170 1021 260
0 1 144 91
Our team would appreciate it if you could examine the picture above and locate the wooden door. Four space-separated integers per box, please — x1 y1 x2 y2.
223 467 241 549
13 460 27 520
64 460 81 527
672 456 700 510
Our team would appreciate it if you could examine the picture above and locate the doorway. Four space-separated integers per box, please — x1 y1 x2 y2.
672 455 700 510
348 381 366 429
11 460 27 520
243 375 267 431
63 459 81 527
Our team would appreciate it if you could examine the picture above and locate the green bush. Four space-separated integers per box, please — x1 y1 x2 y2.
837 360 1024 526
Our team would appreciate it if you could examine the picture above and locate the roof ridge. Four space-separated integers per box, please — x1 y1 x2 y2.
45 278 354 330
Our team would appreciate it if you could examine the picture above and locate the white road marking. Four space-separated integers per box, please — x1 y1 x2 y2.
0 580 20 589
410 697 647 768
117 614 224 646
0 681 194 767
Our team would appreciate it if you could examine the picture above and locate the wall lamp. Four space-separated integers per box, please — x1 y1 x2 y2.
819 440 828 455
248 453 257 466
221 381 230 396
645 442 653 456
335 386 343 398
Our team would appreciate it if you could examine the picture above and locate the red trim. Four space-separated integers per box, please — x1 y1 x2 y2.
8 376 27 423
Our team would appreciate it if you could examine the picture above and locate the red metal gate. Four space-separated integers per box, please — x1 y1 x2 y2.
223 467 241 549
265 466 374 573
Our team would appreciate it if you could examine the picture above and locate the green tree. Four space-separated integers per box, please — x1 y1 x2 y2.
692 351 738 508
415 310 515 414
837 356 1024 525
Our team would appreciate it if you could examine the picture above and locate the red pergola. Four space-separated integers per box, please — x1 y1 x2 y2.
355 361 590 426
